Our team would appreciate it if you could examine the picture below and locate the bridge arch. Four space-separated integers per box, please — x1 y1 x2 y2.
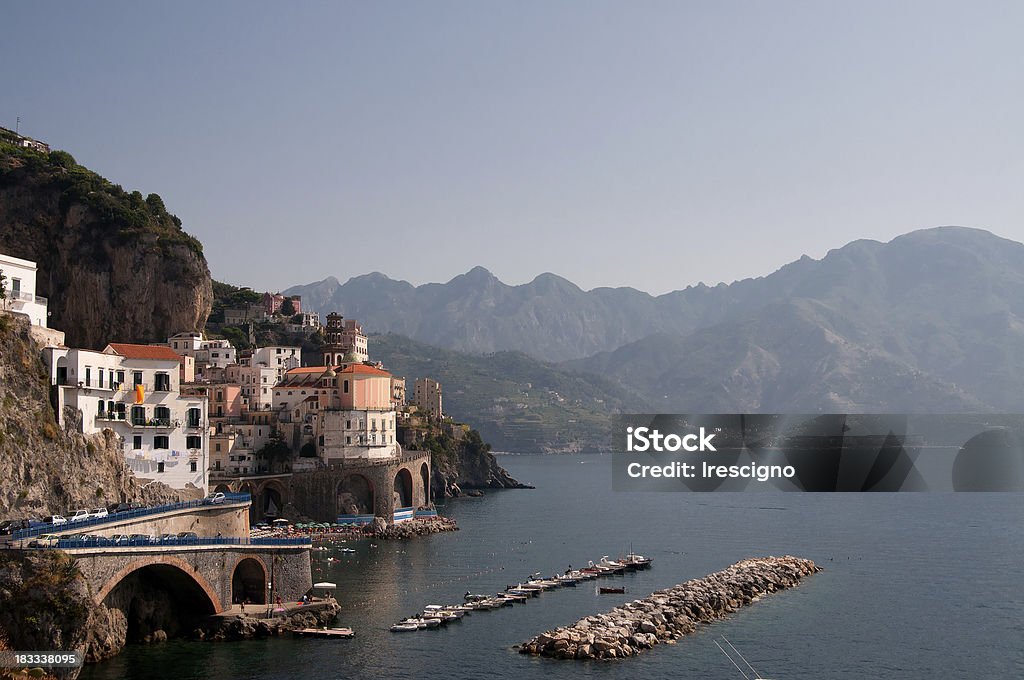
393 468 413 508
232 557 268 605
96 556 222 612
419 462 430 507
256 480 287 520
337 474 375 516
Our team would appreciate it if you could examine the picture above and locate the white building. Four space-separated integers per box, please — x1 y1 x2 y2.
166 332 237 375
0 253 49 327
226 363 277 411
273 364 399 461
45 343 210 493
245 346 301 383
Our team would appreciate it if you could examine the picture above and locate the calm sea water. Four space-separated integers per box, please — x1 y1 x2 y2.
82 453 1024 680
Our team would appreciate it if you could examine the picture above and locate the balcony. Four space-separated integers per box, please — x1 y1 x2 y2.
129 418 178 428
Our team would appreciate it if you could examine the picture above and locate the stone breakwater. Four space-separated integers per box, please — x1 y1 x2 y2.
374 516 460 539
518 555 819 660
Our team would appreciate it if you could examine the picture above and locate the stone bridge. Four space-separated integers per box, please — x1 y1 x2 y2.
68 543 312 613
213 451 432 523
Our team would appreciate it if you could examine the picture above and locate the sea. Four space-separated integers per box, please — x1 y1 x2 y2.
81 452 1024 680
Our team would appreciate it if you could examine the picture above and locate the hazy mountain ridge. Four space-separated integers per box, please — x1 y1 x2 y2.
289 227 1024 414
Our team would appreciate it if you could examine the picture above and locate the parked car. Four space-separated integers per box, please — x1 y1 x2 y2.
91 507 109 519
51 515 68 526
28 534 60 548
176 531 198 540
70 510 91 522
29 517 53 528
128 533 154 544
157 533 178 544
110 534 130 545
203 492 226 505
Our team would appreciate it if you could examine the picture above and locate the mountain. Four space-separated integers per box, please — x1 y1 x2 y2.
370 333 645 452
0 142 212 348
291 227 1024 414
286 267 710 362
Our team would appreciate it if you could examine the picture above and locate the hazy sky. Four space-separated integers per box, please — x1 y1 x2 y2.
3 1 1023 294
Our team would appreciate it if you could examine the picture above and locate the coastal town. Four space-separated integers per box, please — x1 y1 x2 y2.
1 249 452 529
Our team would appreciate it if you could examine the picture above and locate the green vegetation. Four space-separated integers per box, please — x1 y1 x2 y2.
372 333 645 452
279 297 295 317
209 280 261 324
0 140 203 257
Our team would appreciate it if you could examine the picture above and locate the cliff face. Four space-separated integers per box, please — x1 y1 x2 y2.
0 315 177 517
0 144 212 348
0 550 93 680
400 424 525 498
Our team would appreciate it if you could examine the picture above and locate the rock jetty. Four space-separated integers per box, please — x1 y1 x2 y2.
518 555 819 660
374 516 459 539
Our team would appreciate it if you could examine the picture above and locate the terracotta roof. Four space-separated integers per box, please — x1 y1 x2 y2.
284 364 392 378
105 343 183 361
337 364 392 377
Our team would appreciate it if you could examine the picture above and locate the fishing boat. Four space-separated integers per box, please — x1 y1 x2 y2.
624 552 652 569
390 622 419 632
715 636 775 679
597 556 627 574
464 592 490 602
598 586 625 594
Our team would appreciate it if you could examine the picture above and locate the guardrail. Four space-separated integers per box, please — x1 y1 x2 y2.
10 493 252 541
22 535 311 550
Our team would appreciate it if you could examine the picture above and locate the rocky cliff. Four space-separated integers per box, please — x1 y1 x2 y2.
0 143 212 348
0 551 93 680
399 423 526 498
0 315 178 518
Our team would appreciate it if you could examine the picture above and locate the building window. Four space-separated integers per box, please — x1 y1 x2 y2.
154 373 171 392
343 380 349 393
158 461 165 473
133 435 142 449
215 460 221 470
131 406 146 426
84 367 91 387
154 436 169 449
117 370 125 385
98 370 104 388
187 435 201 449
187 407 201 428
190 460 197 472
215 443 221 452
133 371 143 388
154 406 171 425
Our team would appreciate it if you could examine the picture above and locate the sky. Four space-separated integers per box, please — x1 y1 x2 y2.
3 1 1023 295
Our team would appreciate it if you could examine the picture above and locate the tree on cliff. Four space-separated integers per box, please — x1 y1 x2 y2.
280 297 295 317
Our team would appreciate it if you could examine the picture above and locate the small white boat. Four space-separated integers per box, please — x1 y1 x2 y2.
390 623 419 632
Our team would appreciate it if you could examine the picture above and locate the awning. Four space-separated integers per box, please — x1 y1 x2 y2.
313 582 337 589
